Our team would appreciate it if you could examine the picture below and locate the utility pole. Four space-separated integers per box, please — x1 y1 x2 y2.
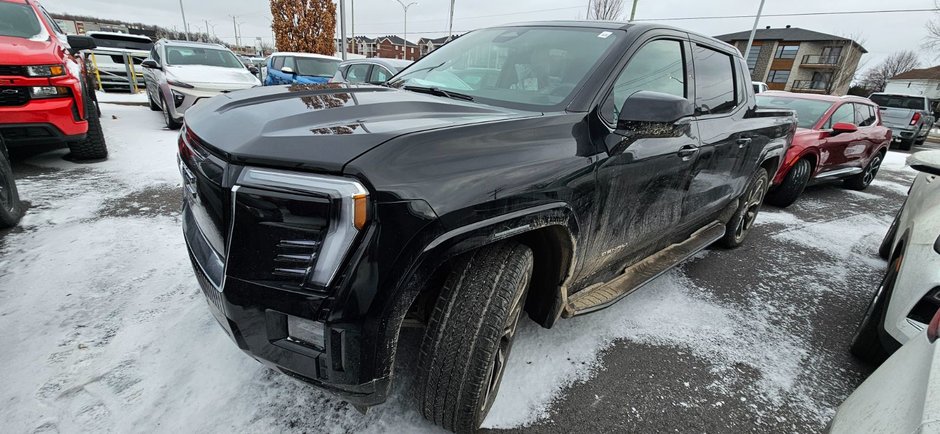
629 0 639 21
178 0 190 41
339 0 347 60
394 0 417 60
231 15 239 49
585 0 591 19
351 0 355 54
448 0 455 38
743 0 767 63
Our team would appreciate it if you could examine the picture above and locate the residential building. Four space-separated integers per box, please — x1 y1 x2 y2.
884 66 940 99
417 36 453 56
375 35 419 60
716 26 867 95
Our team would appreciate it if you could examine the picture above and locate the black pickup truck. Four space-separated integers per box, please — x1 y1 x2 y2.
179 21 795 433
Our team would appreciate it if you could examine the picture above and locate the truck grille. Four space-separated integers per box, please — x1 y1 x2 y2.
0 66 25 76
0 87 29 106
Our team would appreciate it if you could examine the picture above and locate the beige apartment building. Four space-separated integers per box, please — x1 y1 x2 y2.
716 26 867 95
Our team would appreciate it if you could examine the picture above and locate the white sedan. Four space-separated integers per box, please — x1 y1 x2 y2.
851 150 940 363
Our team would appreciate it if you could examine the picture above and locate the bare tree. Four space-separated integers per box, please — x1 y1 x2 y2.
859 50 921 92
923 0 940 56
587 0 625 21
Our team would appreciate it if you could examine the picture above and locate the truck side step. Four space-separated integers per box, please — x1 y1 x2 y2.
563 221 726 318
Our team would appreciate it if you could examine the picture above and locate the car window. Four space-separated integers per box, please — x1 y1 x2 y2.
826 103 856 128
295 57 340 77
345 64 371 83
272 56 284 70
869 94 927 110
151 47 161 64
693 44 737 115
165 46 243 68
855 103 877 127
0 2 42 39
283 56 296 71
603 39 685 122
369 66 393 83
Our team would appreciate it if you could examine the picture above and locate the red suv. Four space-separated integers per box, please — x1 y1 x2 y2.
0 0 107 160
756 91 891 207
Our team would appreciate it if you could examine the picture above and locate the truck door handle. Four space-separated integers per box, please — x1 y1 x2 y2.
737 137 752 148
677 145 699 160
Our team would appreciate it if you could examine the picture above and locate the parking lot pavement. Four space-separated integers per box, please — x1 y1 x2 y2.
0 103 924 433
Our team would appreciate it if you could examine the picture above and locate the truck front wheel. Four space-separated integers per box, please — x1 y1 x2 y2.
415 241 534 433
67 93 108 161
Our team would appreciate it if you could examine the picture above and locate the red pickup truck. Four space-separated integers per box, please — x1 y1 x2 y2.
0 0 108 160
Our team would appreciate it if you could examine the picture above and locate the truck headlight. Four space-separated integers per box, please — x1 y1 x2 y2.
26 65 66 77
233 167 369 288
29 86 70 98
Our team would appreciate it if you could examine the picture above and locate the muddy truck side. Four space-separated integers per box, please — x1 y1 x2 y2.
178 22 796 433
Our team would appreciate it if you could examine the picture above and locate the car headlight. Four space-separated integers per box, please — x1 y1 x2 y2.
29 86 70 98
167 79 195 89
233 167 369 288
26 65 66 77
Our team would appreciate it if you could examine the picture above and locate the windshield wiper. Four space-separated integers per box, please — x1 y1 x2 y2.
403 85 474 102
388 62 445 87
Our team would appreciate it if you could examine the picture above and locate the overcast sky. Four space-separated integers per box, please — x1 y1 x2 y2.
41 0 939 73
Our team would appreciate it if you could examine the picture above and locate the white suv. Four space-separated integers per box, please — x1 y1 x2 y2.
141 40 260 129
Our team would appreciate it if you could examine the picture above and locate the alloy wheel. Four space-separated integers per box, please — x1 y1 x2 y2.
862 155 882 186
735 176 767 241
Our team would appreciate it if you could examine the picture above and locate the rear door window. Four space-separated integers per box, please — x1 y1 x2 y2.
345 64 371 83
369 66 393 83
854 103 877 127
283 56 296 72
693 44 737 115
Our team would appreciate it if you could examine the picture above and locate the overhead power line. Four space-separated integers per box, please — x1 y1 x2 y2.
632 7 939 22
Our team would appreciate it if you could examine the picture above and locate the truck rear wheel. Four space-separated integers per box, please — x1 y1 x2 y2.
718 167 768 248
67 94 108 161
415 241 533 433
765 158 811 207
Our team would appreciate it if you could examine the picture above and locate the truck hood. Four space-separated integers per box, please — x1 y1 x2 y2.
165 65 259 88
0 35 61 66
879 107 917 128
183 84 533 173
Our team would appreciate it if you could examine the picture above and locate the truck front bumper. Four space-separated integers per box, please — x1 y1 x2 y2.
0 98 87 147
182 202 391 406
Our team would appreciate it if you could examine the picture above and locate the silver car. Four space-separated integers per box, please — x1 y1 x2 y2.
141 40 260 129
330 58 413 85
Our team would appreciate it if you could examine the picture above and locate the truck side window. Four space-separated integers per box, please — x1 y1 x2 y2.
693 44 737 115
826 103 855 128
604 39 685 122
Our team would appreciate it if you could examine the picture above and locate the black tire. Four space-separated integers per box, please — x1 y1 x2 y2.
765 158 811 207
67 94 108 160
718 167 769 249
148 93 161 111
161 95 182 130
850 255 900 364
878 205 903 260
416 242 534 433
0 144 24 228
844 151 884 191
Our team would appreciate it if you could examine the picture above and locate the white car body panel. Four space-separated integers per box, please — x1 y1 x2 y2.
884 170 940 344
830 332 940 434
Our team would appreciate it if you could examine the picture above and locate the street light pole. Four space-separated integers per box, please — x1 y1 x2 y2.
178 0 190 41
339 0 347 60
394 0 417 60
743 0 767 63
351 0 355 54
448 0 455 38
629 0 640 21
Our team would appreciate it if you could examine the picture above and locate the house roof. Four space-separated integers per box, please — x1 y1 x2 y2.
715 26 867 53
890 66 940 80
378 35 411 45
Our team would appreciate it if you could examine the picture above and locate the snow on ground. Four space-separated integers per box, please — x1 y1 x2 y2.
95 90 149 105
0 103 922 433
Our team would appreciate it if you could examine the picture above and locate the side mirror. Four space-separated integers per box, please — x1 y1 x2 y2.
831 122 858 135
249 66 260 74
140 59 159 69
618 91 694 127
907 150 940 176
66 35 96 53
281 66 295 75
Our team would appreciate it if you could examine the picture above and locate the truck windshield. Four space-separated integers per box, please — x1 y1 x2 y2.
0 3 42 39
389 27 621 110
756 95 833 129
296 57 340 78
869 94 925 110
165 46 243 69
